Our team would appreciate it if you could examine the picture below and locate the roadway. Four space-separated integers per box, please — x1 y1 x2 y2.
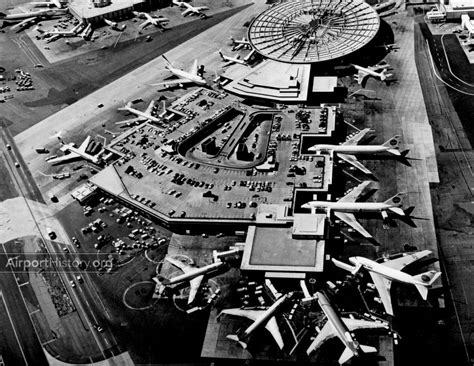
0 126 127 363
419 20 474 95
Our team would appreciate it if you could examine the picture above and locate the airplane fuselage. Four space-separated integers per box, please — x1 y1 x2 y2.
303 201 396 213
349 256 427 286
166 65 207 86
61 144 101 164
2 8 62 20
243 294 287 337
125 107 161 123
165 261 224 286
311 145 393 154
316 292 360 356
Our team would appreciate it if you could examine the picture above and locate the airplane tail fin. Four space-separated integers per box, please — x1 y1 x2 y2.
401 149 410 157
413 270 441 297
382 135 401 155
380 69 388 80
384 192 405 208
227 334 247 349
339 347 356 365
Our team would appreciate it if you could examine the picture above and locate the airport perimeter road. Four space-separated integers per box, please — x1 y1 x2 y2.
0 244 48 366
0 131 124 362
419 20 474 95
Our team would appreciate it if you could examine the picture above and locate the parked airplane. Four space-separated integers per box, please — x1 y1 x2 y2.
307 292 387 364
47 135 103 165
0 8 66 30
332 250 441 316
30 0 63 8
229 36 251 50
118 100 161 123
133 11 169 30
172 0 209 17
219 293 290 350
45 22 84 37
301 181 408 243
151 55 207 89
153 257 227 304
377 43 399 52
217 49 249 66
353 63 393 88
308 128 409 176
104 18 125 31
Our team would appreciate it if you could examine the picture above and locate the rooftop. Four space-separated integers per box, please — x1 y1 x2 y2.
248 0 380 64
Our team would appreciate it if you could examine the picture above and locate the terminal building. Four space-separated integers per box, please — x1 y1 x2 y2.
68 0 171 24
221 0 379 103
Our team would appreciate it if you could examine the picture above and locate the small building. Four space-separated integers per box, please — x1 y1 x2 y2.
71 183 97 204
201 138 217 155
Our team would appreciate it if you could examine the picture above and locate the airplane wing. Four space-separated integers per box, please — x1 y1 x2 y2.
342 317 388 331
188 275 203 304
368 272 394 315
334 212 374 240
165 257 195 274
182 8 194 16
139 19 151 29
357 70 369 87
11 17 37 30
77 136 91 154
115 117 142 126
190 59 199 75
47 152 81 164
338 153 373 175
344 128 372 145
145 100 155 115
195 6 209 10
307 322 334 355
221 309 284 349
151 79 194 87
380 250 432 271
338 180 372 203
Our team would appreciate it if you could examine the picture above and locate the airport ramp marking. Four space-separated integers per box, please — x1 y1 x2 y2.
0 290 29 366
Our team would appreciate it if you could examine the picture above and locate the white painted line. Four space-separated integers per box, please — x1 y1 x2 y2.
0 291 29 366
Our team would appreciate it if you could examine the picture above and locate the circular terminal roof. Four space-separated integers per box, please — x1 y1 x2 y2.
248 0 380 64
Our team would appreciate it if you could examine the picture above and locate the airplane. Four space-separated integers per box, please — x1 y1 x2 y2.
0 8 66 30
301 181 408 243
377 43 399 52
332 250 442 316
308 129 409 176
172 0 209 17
118 100 161 123
307 292 387 364
219 292 290 350
104 18 125 31
229 36 251 50
30 0 63 8
153 257 227 304
151 55 207 89
47 134 103 165
133 11 169 30
217 49 249 66
352 63 393 88
44 22 84 37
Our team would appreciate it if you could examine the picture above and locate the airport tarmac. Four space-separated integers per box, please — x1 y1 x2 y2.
415 16 474 366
